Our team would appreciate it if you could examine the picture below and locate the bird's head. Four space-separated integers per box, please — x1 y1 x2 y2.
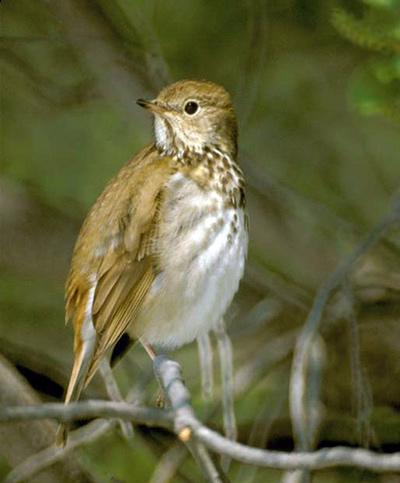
137 79 238 160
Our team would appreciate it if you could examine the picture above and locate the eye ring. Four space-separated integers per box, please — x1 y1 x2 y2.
184 101 199 116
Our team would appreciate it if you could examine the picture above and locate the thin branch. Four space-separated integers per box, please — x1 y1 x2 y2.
194 425 400 472
148 443 187 483
283 337 325 483
0 354 89 483
184 439 225 483
6 374 152 483
2 356 400 476
342 281 373 447
214 320 237 472
235 380 286 483
5 419 113 483
289 203 400 451
99 359 134 439
154 356 224 483
0 400 173 427
234 331 296 396
197 333 214 401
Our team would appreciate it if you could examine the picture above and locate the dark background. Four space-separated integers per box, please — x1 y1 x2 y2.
1 0 400 481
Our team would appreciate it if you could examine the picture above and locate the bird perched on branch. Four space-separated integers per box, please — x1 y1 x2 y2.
56 79 248 446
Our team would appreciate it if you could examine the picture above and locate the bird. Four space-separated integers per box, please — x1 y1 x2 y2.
56 79 248 446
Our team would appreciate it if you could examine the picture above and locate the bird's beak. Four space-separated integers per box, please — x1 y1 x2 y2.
136 99 168 116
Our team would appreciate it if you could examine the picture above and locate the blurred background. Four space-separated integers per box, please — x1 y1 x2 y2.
1 0 400 481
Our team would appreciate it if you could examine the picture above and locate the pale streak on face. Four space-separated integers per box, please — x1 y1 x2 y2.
154 116 169 152
154 110 211 158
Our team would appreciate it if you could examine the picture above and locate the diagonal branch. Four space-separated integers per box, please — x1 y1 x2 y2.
99 359 134 439
154 356 224 482
289 201 400 452
5 374 153 483
1 355 400 476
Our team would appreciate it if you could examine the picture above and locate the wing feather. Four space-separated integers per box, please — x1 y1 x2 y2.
86 260 154 383
65 144 175 387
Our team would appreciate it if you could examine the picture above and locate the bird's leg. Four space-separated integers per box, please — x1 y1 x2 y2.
140 338 157 360
139 338 164 407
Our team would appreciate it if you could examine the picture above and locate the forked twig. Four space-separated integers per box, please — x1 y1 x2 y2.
5 373 152 483
289 202 400 452
154 356 224 483
2 356 400 476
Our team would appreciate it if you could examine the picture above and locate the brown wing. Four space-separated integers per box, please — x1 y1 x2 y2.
65 143 175 385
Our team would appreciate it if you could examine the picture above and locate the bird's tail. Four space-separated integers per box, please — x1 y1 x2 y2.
55 315 97 447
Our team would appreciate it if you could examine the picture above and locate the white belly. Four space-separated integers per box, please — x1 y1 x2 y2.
131 173 248 348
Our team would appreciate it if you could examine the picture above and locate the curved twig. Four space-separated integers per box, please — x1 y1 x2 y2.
1 355 400 477
289 204 400 451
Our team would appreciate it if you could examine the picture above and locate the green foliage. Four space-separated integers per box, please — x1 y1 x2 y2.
333 1 400 119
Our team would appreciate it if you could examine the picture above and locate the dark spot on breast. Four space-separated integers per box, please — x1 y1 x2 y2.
233 164 241 175
223 158 231 169
239 187 246 207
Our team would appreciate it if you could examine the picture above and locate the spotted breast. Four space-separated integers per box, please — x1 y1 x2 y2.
130 149 248 348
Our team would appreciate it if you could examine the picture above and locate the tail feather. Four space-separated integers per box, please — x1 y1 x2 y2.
55 322 96 447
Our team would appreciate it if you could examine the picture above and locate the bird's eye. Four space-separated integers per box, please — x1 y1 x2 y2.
184 101 199 115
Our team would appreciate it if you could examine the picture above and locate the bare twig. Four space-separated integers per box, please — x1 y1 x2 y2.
234 331 296 395
0 400 172 427
6 374 152 483
197 333 214 400
153 356 224 483
342 281 373 447
0 355 90 483
148 443 187 483
99 359 134 439
2 356 400 476
5 419 112 483
185 440 225 483
214 320 237 473
194 425 400 472
235 378 286 483
289 203 400 452
283 337 326 483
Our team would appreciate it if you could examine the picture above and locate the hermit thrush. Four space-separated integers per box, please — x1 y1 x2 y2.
56 79 248 446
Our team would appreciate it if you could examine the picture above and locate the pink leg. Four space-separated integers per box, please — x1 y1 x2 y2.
139 338 157 360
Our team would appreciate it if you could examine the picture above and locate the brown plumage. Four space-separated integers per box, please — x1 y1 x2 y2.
56 80 248 446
